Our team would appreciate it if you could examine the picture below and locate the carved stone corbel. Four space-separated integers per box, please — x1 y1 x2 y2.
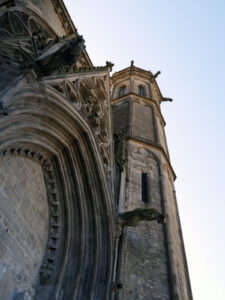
118 208 165 229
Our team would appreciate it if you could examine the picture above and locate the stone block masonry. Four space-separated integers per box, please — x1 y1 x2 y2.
0 156 48 299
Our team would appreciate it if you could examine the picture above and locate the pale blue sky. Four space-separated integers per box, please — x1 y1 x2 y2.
64 1 225 299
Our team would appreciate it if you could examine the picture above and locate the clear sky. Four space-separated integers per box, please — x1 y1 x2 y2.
64 1 225 299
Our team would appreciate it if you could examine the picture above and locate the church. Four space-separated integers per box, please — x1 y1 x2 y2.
0 1 192 299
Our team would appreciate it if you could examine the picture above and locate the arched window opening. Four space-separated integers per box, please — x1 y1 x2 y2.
119 86 126 97
138 85 145 96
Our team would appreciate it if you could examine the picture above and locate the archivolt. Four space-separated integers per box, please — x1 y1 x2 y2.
0 83 115 300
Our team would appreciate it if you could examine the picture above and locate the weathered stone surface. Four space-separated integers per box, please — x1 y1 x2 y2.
132 101 156 143
0 2 192 299
0 157 48 300
117 145 170 300
112 100 130 134
111 64 192 300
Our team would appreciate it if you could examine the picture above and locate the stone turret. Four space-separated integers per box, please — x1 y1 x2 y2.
111 62 192 300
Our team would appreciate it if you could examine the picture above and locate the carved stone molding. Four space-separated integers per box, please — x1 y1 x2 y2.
50 0 74 34
0 9 54 92
131 146 157 159
58 62 113 75
0 9 92 93
114 131 127 171
0 9 54 66
0 146 62 285
46 72 112 176
0 9 53 39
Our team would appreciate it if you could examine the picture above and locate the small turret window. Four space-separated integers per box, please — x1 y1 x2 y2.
138 85 145 96
141 172 148 203
119 86 126 97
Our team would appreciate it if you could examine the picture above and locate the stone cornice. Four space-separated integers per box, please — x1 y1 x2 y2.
111 68 153 84
111 64 165 103
127 137 176 180
111 93 166 127
42 68 110 83
112 65 153 80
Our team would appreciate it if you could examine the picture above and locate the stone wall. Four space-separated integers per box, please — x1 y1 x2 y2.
131 101 156 143
112 100 130 134
118 144 170 300
156 115 169 156
162 166 190 299
0 156 48 300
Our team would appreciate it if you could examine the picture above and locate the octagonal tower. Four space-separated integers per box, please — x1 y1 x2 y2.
111 61 192 300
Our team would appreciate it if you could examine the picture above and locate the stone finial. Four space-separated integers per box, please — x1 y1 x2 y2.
106 61 114 72
130 60 134 75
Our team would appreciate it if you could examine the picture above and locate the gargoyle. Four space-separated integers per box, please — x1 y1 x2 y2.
161 97 173 102
33 35 85 76
153 71 161 78
118 208 165 228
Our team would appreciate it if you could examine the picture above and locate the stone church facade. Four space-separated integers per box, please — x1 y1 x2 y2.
0 1 192 299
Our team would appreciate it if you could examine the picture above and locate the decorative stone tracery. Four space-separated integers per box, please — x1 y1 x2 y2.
50 0 74 34
0 4 115 299
47 73 112 176
0 9 54 92
131 146 158 169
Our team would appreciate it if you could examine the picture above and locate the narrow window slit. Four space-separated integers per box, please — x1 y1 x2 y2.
141 172 148 203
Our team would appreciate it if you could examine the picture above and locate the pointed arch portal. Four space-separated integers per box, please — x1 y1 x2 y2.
0 81 115 300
